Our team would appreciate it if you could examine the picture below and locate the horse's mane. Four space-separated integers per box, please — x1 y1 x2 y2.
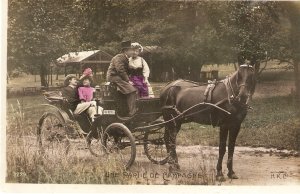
162 69 241 91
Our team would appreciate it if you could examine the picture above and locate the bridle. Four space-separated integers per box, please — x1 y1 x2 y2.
224 65 254 104
236 64 254 88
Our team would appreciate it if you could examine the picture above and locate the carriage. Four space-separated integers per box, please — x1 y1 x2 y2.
37 82 169 169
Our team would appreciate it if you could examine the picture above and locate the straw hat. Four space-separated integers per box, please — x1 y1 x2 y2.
64 74 77 87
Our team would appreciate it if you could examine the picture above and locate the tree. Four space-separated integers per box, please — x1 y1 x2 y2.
8 0 82 86
7 0 300 88
277 1 300 104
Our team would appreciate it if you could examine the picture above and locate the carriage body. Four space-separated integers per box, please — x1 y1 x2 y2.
37 83 168 169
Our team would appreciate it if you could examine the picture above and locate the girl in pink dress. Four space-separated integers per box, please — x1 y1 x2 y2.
74 68 103 122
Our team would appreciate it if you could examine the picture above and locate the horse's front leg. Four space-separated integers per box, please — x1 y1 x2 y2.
216 126 228 182
165 122 180 172
227 124 241 179
163 110 181 171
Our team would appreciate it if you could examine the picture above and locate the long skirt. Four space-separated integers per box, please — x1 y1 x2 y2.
74 101 103 121
74 101 96 114
130 75 149 98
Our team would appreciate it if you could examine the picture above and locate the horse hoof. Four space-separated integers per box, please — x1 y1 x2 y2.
216 175 226 182
227 173 239 179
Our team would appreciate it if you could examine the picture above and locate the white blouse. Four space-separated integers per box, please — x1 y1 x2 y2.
128 56 150 79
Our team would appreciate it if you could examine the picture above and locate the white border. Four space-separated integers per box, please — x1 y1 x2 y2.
1 0 300 194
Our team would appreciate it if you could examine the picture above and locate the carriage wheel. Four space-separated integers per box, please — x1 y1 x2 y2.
37 112 70 156
102 123 136 169
86 126 105 157
144 121 169 165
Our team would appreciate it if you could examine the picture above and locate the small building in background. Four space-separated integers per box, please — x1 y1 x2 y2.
56 50 113 84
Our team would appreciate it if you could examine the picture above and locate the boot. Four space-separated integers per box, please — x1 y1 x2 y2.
127 92 137 116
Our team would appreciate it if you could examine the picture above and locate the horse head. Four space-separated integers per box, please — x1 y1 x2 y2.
235 64 256 104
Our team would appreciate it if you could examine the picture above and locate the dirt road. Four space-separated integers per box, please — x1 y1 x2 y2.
130 145 300 185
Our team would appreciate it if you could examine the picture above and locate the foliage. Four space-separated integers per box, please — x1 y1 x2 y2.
7 0 300 83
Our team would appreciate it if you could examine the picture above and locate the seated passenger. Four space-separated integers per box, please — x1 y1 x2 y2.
128 42 151 98
75 69 103 122
62 73 102 123
61 74 80 111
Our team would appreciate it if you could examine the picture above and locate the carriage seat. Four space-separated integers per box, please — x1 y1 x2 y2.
43 91 65 104
43 91 76 117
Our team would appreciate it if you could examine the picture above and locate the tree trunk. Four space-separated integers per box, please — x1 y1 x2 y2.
254 61 260 76
40 64 48 87
294 59 300 105
233 62 238 71
190 64 203 82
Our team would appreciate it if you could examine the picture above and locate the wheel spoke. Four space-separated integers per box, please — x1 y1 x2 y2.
144 126 169 165
38 113 69 157
102 123 136 169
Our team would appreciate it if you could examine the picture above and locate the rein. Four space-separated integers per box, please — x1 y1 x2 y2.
133 100 231 132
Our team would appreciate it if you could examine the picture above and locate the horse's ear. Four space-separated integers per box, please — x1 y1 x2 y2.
252 62 259 74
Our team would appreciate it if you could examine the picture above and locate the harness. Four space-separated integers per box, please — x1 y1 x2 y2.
204 79 217 103
221 76 235 105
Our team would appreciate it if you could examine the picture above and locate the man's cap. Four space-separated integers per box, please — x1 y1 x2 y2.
64 74 77 86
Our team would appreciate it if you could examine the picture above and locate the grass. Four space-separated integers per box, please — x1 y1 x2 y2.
239 96 300 150
177 95 300 151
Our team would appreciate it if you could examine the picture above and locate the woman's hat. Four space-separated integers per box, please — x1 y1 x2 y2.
64 74 77 86
131 42 143 52
80 68 93 80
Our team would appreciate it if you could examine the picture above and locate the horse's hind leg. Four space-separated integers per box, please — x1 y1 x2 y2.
227 124 241 179
216 125 228 182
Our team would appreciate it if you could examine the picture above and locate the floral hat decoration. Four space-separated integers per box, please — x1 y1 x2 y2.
131 42 143 53
79 68 93 80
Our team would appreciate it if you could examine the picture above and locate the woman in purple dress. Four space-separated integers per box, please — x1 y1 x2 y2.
128 42 151 98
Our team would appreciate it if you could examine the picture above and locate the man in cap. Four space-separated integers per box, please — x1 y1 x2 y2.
106 40 137 116
62 74 81 111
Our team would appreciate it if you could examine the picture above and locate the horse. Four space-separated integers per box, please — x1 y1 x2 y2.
160 65 256 181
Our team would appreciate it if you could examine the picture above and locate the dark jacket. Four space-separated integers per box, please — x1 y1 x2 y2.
106 53 136 94
107 53 130 81
61 86 80 111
